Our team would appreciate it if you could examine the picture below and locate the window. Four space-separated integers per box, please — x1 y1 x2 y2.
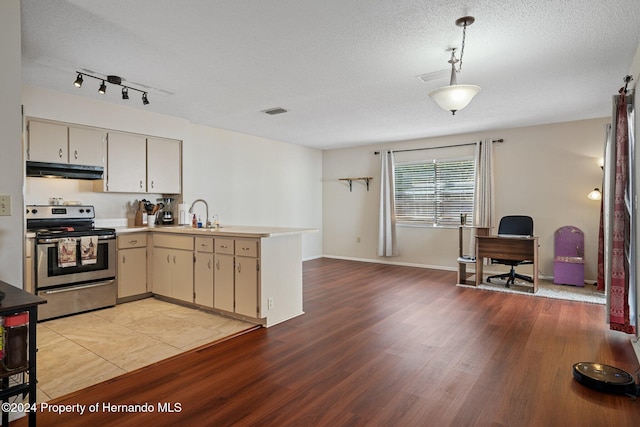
394 157 475 226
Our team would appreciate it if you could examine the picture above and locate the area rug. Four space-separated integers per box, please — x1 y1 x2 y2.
457 276 605 305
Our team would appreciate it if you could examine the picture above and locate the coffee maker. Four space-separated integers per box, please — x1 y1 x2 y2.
157 198 175 225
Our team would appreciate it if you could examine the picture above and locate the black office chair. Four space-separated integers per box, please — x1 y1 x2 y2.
486 215 534 287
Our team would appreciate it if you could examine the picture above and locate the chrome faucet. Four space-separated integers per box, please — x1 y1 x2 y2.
189 199 211 228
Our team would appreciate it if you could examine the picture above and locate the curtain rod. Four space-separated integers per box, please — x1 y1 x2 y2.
374 139 503 155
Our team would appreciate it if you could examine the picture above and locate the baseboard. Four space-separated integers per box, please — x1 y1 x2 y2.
321 255 457 271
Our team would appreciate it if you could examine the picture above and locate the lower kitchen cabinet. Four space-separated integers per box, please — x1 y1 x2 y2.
213 238 260 317
235 255 259 317
117 233 147 298
194 237 214 307
152 234 194 303
214 253 235 312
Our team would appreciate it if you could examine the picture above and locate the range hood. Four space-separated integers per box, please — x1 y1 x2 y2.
26 161 104 180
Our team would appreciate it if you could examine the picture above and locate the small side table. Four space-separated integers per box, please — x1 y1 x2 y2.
0 281 46 427
457 226 489 285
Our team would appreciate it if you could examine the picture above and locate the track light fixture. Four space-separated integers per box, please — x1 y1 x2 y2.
73 71 150 105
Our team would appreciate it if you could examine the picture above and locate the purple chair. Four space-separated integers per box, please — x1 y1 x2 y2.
553 226 584 286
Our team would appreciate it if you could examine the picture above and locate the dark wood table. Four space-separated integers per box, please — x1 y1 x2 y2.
475 235 539 292
0 281 46 427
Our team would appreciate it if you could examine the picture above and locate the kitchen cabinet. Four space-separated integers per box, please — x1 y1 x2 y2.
152 234 194 302
68 126 106 167
117 233 147 299
104 132 147 192
147 137 181 194
194 237 214 308
27 120 68 163
214 238 260 318
27 120 106 167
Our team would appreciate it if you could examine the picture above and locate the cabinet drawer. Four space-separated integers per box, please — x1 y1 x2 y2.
195 237 214 253
153 234 194 250
235 239 259 257
215 238 234 255
118 233 147 249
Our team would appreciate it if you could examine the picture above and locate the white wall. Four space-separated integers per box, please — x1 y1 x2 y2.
323 118 609 281
0 0 24 287
21 85 323 261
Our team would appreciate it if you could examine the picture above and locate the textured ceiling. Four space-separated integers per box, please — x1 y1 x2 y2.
20 0 640 149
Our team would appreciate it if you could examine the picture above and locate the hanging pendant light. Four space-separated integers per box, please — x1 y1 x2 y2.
429 16 481 115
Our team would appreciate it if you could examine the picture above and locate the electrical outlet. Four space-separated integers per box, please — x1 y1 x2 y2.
0 195 11 216
268 297 274 310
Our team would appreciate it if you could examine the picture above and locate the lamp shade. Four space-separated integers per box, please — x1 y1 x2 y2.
587 188 602 201
429 84 481 114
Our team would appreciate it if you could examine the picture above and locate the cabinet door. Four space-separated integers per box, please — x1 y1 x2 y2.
118 247 147 298
194 252 214 307
214 254 235 312
235 256 259 318
147 138 181 194
152 247 173 297
171 249 194 302
27 120 68 163
106 132 147 192
69 126 106 167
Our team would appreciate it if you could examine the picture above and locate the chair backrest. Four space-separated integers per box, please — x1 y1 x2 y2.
497 215 534 236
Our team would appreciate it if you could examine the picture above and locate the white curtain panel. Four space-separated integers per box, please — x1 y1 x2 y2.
378 150 398 257
469 139 495 255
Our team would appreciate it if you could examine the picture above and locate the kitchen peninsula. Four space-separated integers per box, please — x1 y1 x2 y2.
116 225 315 327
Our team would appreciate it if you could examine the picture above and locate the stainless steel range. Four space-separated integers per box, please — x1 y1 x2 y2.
26 205 116 320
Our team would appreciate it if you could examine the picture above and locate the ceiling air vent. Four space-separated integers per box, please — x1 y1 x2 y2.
262 107 288 115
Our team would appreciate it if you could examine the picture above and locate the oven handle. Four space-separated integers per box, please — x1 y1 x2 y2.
39 279 115 295
37 235 115 244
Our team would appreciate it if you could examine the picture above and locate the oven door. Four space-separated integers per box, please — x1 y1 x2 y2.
36 236 116 288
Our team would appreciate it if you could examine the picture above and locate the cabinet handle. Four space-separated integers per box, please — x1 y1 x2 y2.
74 150 78 160
122 255 126 264
242 247 250 251
208 259 211 269
237 262 241 273
167 254 170 263
59 148 63 158
173 255 176 264
216 260 219 270
129 240 138 245
151 180 154 189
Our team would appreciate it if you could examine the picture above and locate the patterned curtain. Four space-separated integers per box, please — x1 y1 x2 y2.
607 91 635 334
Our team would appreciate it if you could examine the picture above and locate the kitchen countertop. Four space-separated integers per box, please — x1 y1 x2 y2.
115 225 317 238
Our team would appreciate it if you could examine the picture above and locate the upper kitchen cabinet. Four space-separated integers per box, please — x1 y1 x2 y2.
104 132 147 192
27 120 106 167
27 120 68 163
68 126 106 167
147 137 181 194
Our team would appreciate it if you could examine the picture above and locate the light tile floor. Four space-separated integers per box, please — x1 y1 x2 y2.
33 298 255 401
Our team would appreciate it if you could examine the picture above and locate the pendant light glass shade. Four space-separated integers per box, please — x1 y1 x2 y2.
429 84 481 115
587 188 602 200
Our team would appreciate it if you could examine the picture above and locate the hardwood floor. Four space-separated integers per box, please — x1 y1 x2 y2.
13 258 640 426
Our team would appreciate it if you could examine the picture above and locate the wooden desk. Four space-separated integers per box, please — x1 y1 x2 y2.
475 235 539 292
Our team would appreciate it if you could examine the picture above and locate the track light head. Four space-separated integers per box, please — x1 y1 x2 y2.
98 80 107 94
74 73 83 88
122 87 129 100
142 92 149 105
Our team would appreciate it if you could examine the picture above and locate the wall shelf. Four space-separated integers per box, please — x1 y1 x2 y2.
339 177 373 192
